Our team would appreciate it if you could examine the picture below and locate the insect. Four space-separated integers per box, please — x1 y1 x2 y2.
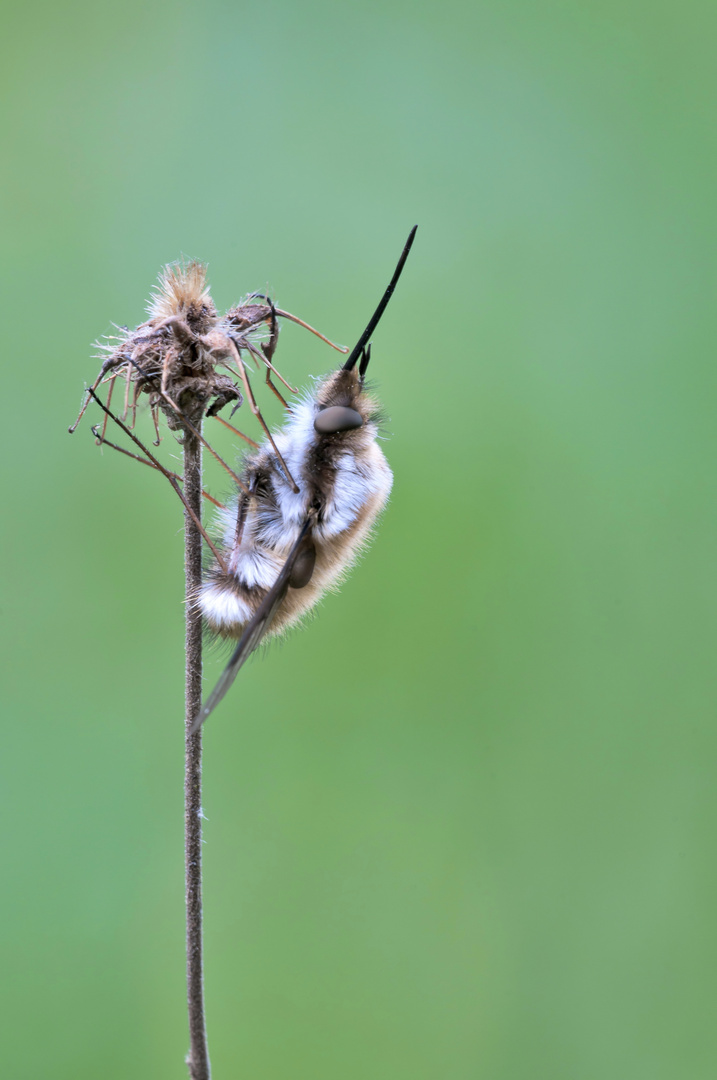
194 225 417 729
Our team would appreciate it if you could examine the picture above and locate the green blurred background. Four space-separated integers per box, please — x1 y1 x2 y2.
2 1 716 1076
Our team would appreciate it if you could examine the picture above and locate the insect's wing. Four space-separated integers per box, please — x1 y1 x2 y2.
191 518 313 733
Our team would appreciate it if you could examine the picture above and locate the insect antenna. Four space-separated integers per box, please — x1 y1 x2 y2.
359 343 372 380
343 225 418 373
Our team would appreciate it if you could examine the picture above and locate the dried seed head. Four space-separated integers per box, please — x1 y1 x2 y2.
148 260 217 332
76 262 283 434
71 258 348 446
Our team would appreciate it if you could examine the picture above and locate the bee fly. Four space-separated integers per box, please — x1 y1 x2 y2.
194 225 417 730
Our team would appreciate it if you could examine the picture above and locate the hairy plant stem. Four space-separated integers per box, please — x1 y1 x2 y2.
183 427 211 1080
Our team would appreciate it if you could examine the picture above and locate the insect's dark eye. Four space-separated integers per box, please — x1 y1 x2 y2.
314 406 364 435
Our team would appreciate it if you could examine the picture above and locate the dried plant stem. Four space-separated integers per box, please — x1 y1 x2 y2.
183 427 211 1080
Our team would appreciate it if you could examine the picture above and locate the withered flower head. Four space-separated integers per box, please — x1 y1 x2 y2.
73 260 282 435
148 260 217 328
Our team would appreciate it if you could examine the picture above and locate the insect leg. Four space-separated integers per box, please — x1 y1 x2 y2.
227 339 299 493
97 368 117 442
151 401 162 446
259 299 290 409
160 345 174 398
122 361 132 420
91 426 226 509
131 374 141 429
125 357 252 496
246 293 348 354
245 340 294 402
88 388 229 572
264 365 289 409
211 414 260 449
68 357 121 433
163 392 251 496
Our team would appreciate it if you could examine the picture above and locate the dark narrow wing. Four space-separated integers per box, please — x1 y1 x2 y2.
191 517 313 733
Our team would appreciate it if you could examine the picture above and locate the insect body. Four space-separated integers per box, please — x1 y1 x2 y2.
194 226 417 729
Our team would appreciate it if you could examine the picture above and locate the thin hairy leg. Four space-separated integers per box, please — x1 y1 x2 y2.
91 426 225 509
88 388 229 572
227 339 298 492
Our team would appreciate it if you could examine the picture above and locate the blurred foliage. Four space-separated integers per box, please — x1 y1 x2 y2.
2 0 717 1076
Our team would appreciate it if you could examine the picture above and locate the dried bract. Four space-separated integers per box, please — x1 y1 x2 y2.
72 261 281 436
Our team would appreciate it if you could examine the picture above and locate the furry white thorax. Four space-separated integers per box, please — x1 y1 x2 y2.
198 390 393 636
271 398 390 540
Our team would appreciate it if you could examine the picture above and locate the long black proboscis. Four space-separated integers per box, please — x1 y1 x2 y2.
343 225 418 371
191 517 314 733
